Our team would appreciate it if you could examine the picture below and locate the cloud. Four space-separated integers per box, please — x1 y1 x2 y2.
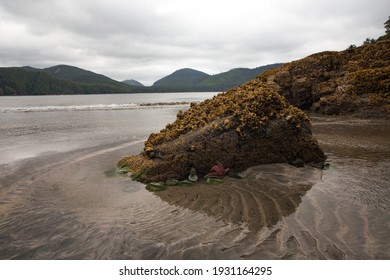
0 0 389 85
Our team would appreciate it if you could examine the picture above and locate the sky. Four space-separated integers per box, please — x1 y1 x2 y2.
0 0 388 85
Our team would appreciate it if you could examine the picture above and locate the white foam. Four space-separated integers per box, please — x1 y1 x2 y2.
0 101 191 113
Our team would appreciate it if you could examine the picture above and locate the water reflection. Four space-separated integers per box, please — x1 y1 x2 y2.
156 164 323 231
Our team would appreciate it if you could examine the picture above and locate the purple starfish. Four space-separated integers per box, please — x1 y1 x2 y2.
207 161 230 178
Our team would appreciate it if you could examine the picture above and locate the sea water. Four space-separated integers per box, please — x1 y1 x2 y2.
0 93 389 259
0 93 215 164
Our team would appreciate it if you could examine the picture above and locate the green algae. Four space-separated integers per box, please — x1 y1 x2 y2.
104 167 127 177
145 182 167 192
179 180 195 187
205 177 224 185
165 179 179 186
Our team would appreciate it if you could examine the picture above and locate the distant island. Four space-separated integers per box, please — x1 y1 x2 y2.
0 63 281 95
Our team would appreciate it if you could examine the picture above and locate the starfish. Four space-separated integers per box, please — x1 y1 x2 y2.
207 161 230 178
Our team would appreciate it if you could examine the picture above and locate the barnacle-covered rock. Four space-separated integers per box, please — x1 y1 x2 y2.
118 81 326 183
260 40 390 118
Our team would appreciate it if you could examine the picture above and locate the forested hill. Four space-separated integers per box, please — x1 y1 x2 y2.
151 64 282 91
199 64 283 91
0 63 283 95
0 66 142 95
39 65 127 86
153 68 210 88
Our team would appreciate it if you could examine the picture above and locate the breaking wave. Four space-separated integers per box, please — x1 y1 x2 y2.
0 101 192 113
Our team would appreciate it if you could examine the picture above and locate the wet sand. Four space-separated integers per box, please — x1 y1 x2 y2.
0 140 242 259
0 116 389 259
157 164 322 232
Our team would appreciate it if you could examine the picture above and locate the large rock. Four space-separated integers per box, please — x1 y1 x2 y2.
260 40 390 118
118 81 325 183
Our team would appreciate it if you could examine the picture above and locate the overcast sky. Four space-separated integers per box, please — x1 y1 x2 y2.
0 0 388 85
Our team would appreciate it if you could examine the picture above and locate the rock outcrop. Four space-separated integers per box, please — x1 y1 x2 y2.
118 81 326 183
260 40 390 118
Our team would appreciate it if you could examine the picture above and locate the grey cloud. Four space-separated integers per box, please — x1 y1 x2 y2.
0 0 389 85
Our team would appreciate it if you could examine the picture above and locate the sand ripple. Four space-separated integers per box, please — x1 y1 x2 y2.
157 164 322 232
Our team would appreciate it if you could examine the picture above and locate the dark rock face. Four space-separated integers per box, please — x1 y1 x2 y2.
261 40 390 118
118 82 326 183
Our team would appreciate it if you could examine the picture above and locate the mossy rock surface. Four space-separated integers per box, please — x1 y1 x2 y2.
260 40 390 118
118 81 325 183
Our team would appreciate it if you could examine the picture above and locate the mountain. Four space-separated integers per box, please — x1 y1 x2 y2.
1 63 284 95
153 68 210 89
199 64 282 91
122 79 144 86
1 67 84 95
39 65 131 89
0 66 139 95
22 64 145 92
21 66 41 72
151 64 282 91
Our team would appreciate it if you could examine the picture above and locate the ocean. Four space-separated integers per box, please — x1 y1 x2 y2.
0 92 389 259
